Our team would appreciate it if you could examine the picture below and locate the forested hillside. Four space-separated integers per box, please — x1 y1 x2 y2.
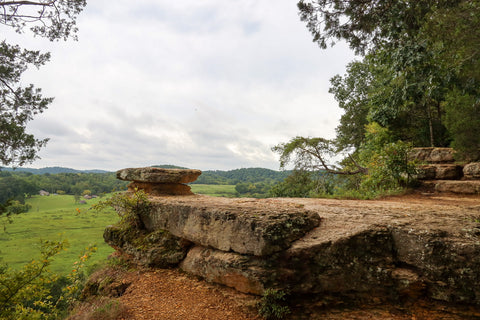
0 171 128 205
193 168 290 185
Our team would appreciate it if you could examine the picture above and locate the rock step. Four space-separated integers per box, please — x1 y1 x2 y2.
422 180 480 194
409 147 455 163
417 164 463 180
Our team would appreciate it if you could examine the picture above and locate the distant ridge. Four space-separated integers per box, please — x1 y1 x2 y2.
1 166 111 174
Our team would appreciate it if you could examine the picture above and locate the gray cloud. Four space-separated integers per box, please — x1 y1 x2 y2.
10 0 354 171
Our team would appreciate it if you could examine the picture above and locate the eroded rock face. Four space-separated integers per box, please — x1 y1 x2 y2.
103 193 480 306
116 167 202 196
392 228 480 304
103 225 192 268
180 246 273 295
141 197 321 256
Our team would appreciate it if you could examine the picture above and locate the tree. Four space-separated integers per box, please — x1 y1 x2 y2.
272 136 367 175
329 59 372 150
297 0 461 54
0 0 87 167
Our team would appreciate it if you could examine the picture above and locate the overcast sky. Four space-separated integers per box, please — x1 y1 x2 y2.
7 0 355 171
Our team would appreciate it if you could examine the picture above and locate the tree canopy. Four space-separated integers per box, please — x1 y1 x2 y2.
0 0 87 167
273 0 480 198
297 0 480 159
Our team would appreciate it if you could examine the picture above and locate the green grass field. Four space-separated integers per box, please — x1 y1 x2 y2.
0 186 237 275
190 184 237 197
0 195 119 274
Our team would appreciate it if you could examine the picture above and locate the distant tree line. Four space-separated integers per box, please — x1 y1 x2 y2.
193 168 291 185
0 171 128 206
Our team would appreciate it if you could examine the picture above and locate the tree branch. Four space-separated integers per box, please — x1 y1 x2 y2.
0 1 56 7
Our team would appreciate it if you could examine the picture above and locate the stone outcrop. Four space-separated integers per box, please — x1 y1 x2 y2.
409 147 455 163
140 197 321 256
104 174 480 306
464 162 480 180
416 164 463 180
104 225 192 268
116 167 202 195
411 148 480 194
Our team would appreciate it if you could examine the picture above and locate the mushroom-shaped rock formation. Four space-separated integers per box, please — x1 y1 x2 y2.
117 167 202 195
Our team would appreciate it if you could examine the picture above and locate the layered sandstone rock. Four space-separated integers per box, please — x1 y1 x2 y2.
416 164 463 180
116 167 202 195
104 167 480 307
140 197 321 256
409 147 455 163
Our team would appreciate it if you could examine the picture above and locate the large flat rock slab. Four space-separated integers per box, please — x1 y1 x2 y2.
141 196 321 256
178 196 480 304
117 167 202 184
117 167 202 195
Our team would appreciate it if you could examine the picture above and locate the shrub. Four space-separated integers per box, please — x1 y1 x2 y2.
257 288 290 320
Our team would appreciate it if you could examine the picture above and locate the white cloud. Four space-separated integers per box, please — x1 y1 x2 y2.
9 0 355 171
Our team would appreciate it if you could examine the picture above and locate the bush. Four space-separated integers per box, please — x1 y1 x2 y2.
257 289 290 320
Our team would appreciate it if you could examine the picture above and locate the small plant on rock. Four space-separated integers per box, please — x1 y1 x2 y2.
93 188 150 229
257 288 291 320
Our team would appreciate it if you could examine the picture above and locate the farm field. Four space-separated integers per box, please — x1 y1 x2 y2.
190 184 237 197
0 186 238 275
0 195 119 274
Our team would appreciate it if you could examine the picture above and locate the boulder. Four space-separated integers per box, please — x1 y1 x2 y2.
116 167 202 196
117 167 201 184
464 162 480 180
141 197 321 256
410 148 455 163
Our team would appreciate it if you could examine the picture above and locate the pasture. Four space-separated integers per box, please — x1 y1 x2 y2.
0 186 237 274
0 195 119 274
190 184 237 197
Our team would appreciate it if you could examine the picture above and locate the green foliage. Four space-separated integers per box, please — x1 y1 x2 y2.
269 170 318 198
0 1 87 167
272 136 367 175
193 168 289 185
0 239 95 320
443 89 480 161
0 239 66 319
93 189 150 229
330 60 372 150
257 288 291 320
234 181 275 198
0 171 128 207
358 123 417 192
298 0 479 158
0 195 117 274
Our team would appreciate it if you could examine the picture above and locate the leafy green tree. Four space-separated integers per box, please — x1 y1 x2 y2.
272 136 367 175
443 89 480 160
329 59 372 150
269 170 317 198
0 0 87 167
297 0 460 54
